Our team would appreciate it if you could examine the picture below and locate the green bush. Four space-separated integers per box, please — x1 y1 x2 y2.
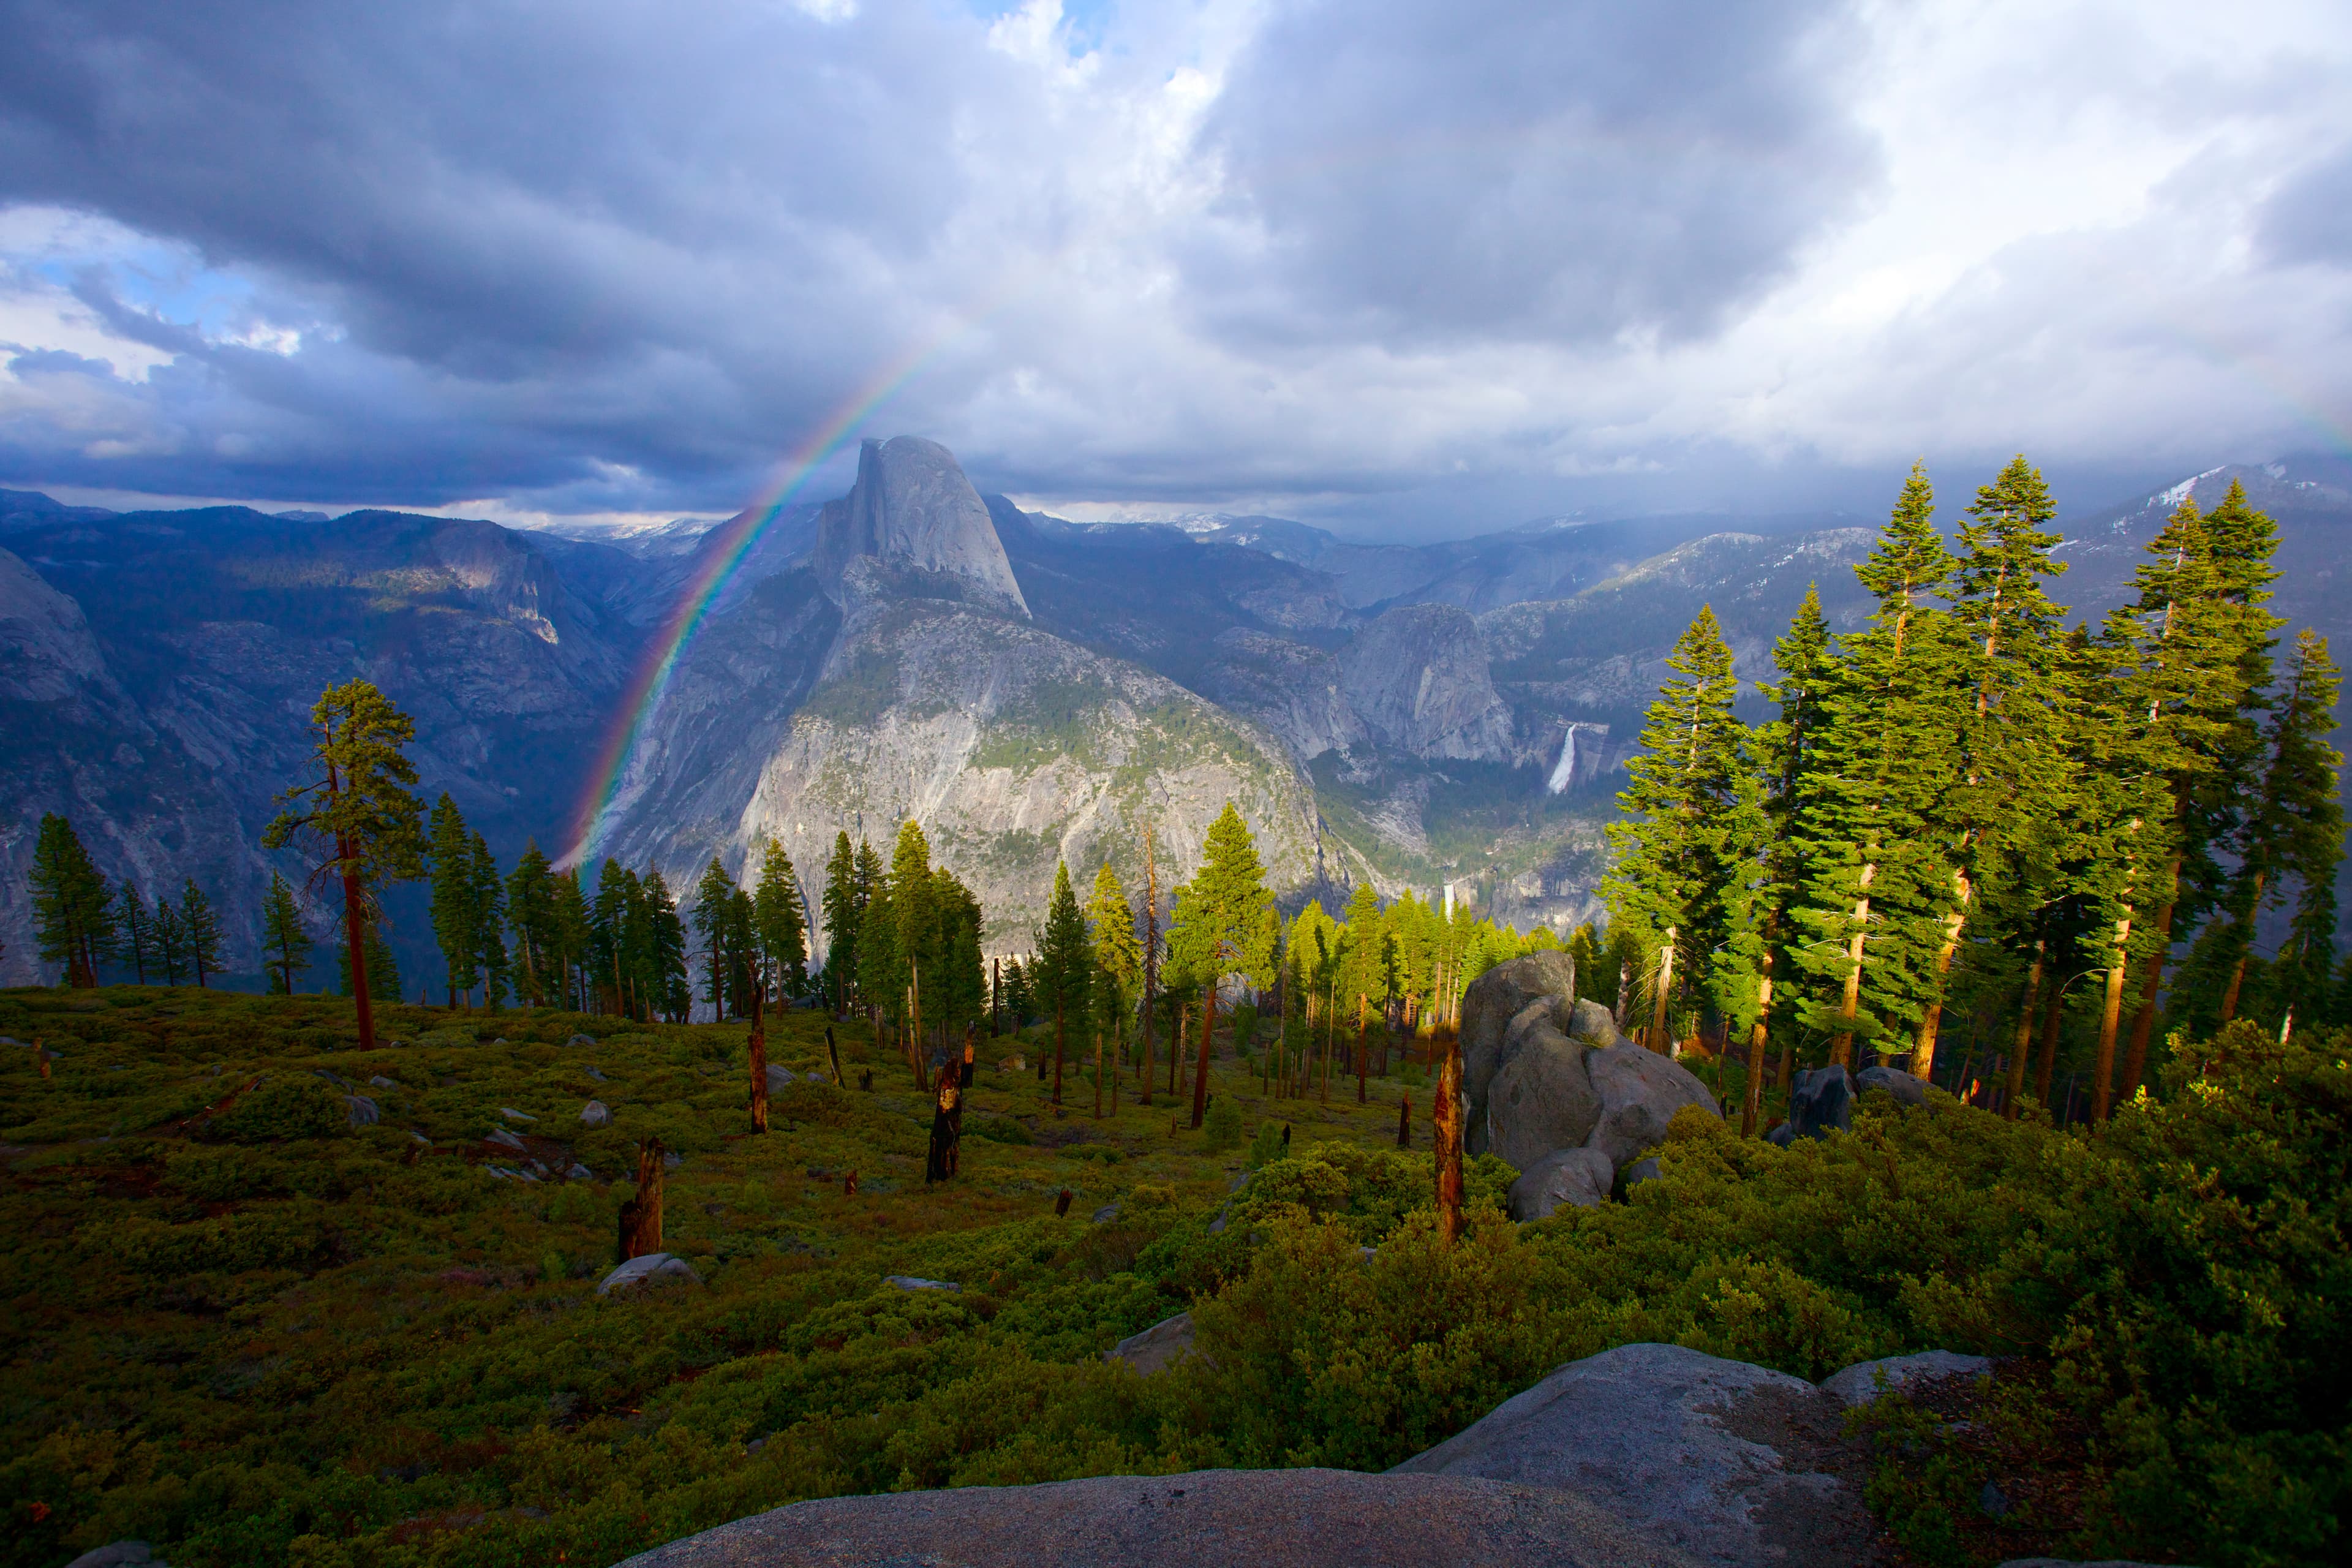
208 1078 347 1144
1202 1092 1243 1150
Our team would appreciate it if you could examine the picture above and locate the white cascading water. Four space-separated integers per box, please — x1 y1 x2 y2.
1545 725 1578 794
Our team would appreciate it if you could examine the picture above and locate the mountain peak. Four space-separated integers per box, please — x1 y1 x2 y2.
813 436 1029 617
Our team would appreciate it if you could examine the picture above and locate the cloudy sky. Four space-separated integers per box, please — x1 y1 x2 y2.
1 0 2348 539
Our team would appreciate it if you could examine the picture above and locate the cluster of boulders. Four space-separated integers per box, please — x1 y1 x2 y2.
1458 954 1718 1221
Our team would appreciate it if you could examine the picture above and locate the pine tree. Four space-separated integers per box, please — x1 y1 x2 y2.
337 923 401 1002
930 867 986 1036
550 866 590 1011
262 870 314 995
180 879 224 987
117 880 154 986
1918 455 2074 1080
693 856 741 1020
644 870 689 1023
426 794 479 1007
2182 630 2344 1036
1601 604 1746 1050
29 813 115 987
155 897 187 986
505 840 558 1006
592 859 631 1014
890 822 939 1048
752 837 809 998
1035 861 1093 1106
469 832 508 1011
1169 803 1273 1127
1789 464 1964 1066
821 831 859 1013
1087 862 1141 1074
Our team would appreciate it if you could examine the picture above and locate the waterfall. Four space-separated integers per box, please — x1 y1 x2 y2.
1546 725 1579 794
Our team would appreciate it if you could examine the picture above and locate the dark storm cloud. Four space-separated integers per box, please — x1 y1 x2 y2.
0 0 1025 505
2259 141 2352 267
1186 0 1881 348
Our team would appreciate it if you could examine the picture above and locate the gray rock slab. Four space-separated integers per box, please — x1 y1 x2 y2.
580 1100 612 1128
499 1106 537 1122
886 1275 960 1293
1392 1342 1879 1568
1854 1066 1928 1107
1460 951 1578 1155
1106 1311 1196 1375
619 1466 1702 1568
1621 1156 1662 1190
1583 1046 1719 1169
1819 1350 1992 1408
1509 1147 1615 1221
1486 1015 1604 1172
567 1034 597 1047
1566 998 1621 1048
1785 1066 1854 1141
599 1253 704 1295
766 1065 797 1091
65 1544 161 1568
342 1093 379 1128
484 1126 529 1152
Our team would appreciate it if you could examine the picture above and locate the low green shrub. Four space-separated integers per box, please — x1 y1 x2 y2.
208 1078 347 1144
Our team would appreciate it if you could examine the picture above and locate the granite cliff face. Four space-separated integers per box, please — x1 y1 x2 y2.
0 494 634 984
814 436 1029 617
595 445 1325 948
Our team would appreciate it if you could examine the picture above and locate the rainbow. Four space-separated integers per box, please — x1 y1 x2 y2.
565 347 957 866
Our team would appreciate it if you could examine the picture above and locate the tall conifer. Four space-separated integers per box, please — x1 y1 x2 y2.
1790 464 1963 1065
1603 604 1746 1050
262 870 314 995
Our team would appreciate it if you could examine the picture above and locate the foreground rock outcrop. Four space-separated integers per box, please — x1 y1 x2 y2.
1395 1343 1877 1568
623 1341 1983 1567
622 1465 1705 1568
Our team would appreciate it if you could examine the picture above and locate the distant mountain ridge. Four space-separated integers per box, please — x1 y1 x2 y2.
6 451 2341 987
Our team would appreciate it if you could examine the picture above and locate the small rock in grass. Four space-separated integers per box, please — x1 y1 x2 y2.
1819 1349 1993 1408
500 1106 537 1122
566 1163 594 1181
567 1034 596 1047
1507 1147 1613 1221
1106 1311 1194 1374
664 1151 682 1169
579 1101 611 1128
369 1074 398 1089
598 1253 704 1294
343 1093 380 1128
409 1131 432 1145
586 1066 608 1081
1091 1204 1120 1223
1621 1156 1662 1189
886 1275 960 1294
485 1127 529 1152
64 1542 159 1567
1856 1064 1929 1107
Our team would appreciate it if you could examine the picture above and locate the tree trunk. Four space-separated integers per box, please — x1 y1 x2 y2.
2120 863 2179 1102
1831 864 1875 1068
2034 965 2065 1106
2003 941 2044 1121
748 987 770 1134
1743 954 1773 1136
1356 992 1369 1103
1190 981 1214 1129
339 832 377 1052
1396 1091 1411 1148
1648 927 1676 1054
2094 912 2133 1123
1434 1029 1464 1245
617 1138 665 1260
1912 872 1970 1080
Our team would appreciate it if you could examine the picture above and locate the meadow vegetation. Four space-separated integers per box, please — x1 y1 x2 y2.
4 984 2342 1568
